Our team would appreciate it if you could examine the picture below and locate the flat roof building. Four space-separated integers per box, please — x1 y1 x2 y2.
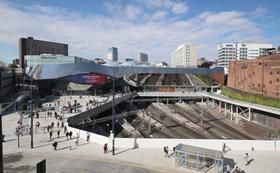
139 53 148 63
217 42 272 72
19 37 68 68
171 43 197 68
228 54 280 99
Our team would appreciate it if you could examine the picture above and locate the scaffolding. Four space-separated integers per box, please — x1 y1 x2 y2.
174 144 223 173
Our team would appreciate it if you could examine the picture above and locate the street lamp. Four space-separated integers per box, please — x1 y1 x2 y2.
0 94 31 172
111 77 116 155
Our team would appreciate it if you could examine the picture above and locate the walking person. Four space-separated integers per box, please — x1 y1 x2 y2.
163 146 169 158
244 153 249 166
47 125 50 132
222 143 226 152
57 121 60 128
86 133 90 142
49 130 53 140
75 137 79 146
64 126 67 134
66 131 69 140
52 141 58 150
57 130 61 138
69 131 73 139
104 143 108 154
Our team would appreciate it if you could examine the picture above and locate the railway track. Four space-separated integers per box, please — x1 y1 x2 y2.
146 104 207 139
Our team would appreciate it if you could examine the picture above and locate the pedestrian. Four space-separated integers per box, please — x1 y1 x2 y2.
222 143 226 152
64 126 67 134
57 121 60 127
36 122 40 128
244 153 249 165
75 137 79 146
104 143 108 154
52 141 58 150
2 134 5 142
233 166 241 173
61 122 64 128
54 112 58 119
36 112 39 119
66 131 69 140
57 130 61 138
163 146 169 158
51 122 54 128
87 133 90 142
69 131 73 139
49 130 53 140
47 125 50 132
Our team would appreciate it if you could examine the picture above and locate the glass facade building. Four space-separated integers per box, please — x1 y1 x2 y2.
25 54 92 67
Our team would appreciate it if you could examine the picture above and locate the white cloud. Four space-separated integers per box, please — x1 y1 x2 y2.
171 2 188 14
104 2 141 20
250 6 268 18
150 11 167 20
0 1 267 63
125 5 142 20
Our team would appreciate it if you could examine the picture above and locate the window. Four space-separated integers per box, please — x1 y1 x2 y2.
270 72 273 75
277 79 280 82
269 81 272 84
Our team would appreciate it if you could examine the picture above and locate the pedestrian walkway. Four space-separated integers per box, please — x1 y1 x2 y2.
3 95 280 173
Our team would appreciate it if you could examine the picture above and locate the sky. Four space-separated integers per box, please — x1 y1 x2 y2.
0 0 280 64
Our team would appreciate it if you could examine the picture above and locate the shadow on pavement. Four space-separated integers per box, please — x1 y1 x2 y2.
246 159 254 166
57 146 71 151
114 148 133 155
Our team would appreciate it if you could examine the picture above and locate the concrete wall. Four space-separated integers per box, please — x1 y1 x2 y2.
68 127 279 151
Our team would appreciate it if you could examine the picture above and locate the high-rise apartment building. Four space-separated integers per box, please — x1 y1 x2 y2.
139 53 148 63
19 37 68 68
107 47 118 62
217 42 272 70
171 43 197 68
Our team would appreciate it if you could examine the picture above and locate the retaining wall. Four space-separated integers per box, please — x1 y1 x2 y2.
68 127 279 151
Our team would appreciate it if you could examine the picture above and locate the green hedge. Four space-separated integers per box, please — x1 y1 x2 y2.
222 87 280 108
196 74 215 86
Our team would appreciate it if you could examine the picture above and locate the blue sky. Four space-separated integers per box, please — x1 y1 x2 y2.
0 0 280 64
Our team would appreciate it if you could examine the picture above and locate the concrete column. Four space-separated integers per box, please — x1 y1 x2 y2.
230 104 233 120
248 107 252 121
212 99 215 107
224 102 227 117
201 96 203 103
236 106 238 118
219 101 221 113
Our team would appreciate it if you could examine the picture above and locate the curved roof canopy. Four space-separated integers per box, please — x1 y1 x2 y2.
25 63 224 80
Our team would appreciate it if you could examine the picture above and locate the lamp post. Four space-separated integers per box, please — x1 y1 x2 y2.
111 77 116 155
30 78 34 149
0 103 3 172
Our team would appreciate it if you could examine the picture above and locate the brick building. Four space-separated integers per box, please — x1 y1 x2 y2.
228 54 280 98
19 37 68 68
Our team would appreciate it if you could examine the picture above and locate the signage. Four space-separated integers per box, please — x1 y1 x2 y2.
65 73 108 85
